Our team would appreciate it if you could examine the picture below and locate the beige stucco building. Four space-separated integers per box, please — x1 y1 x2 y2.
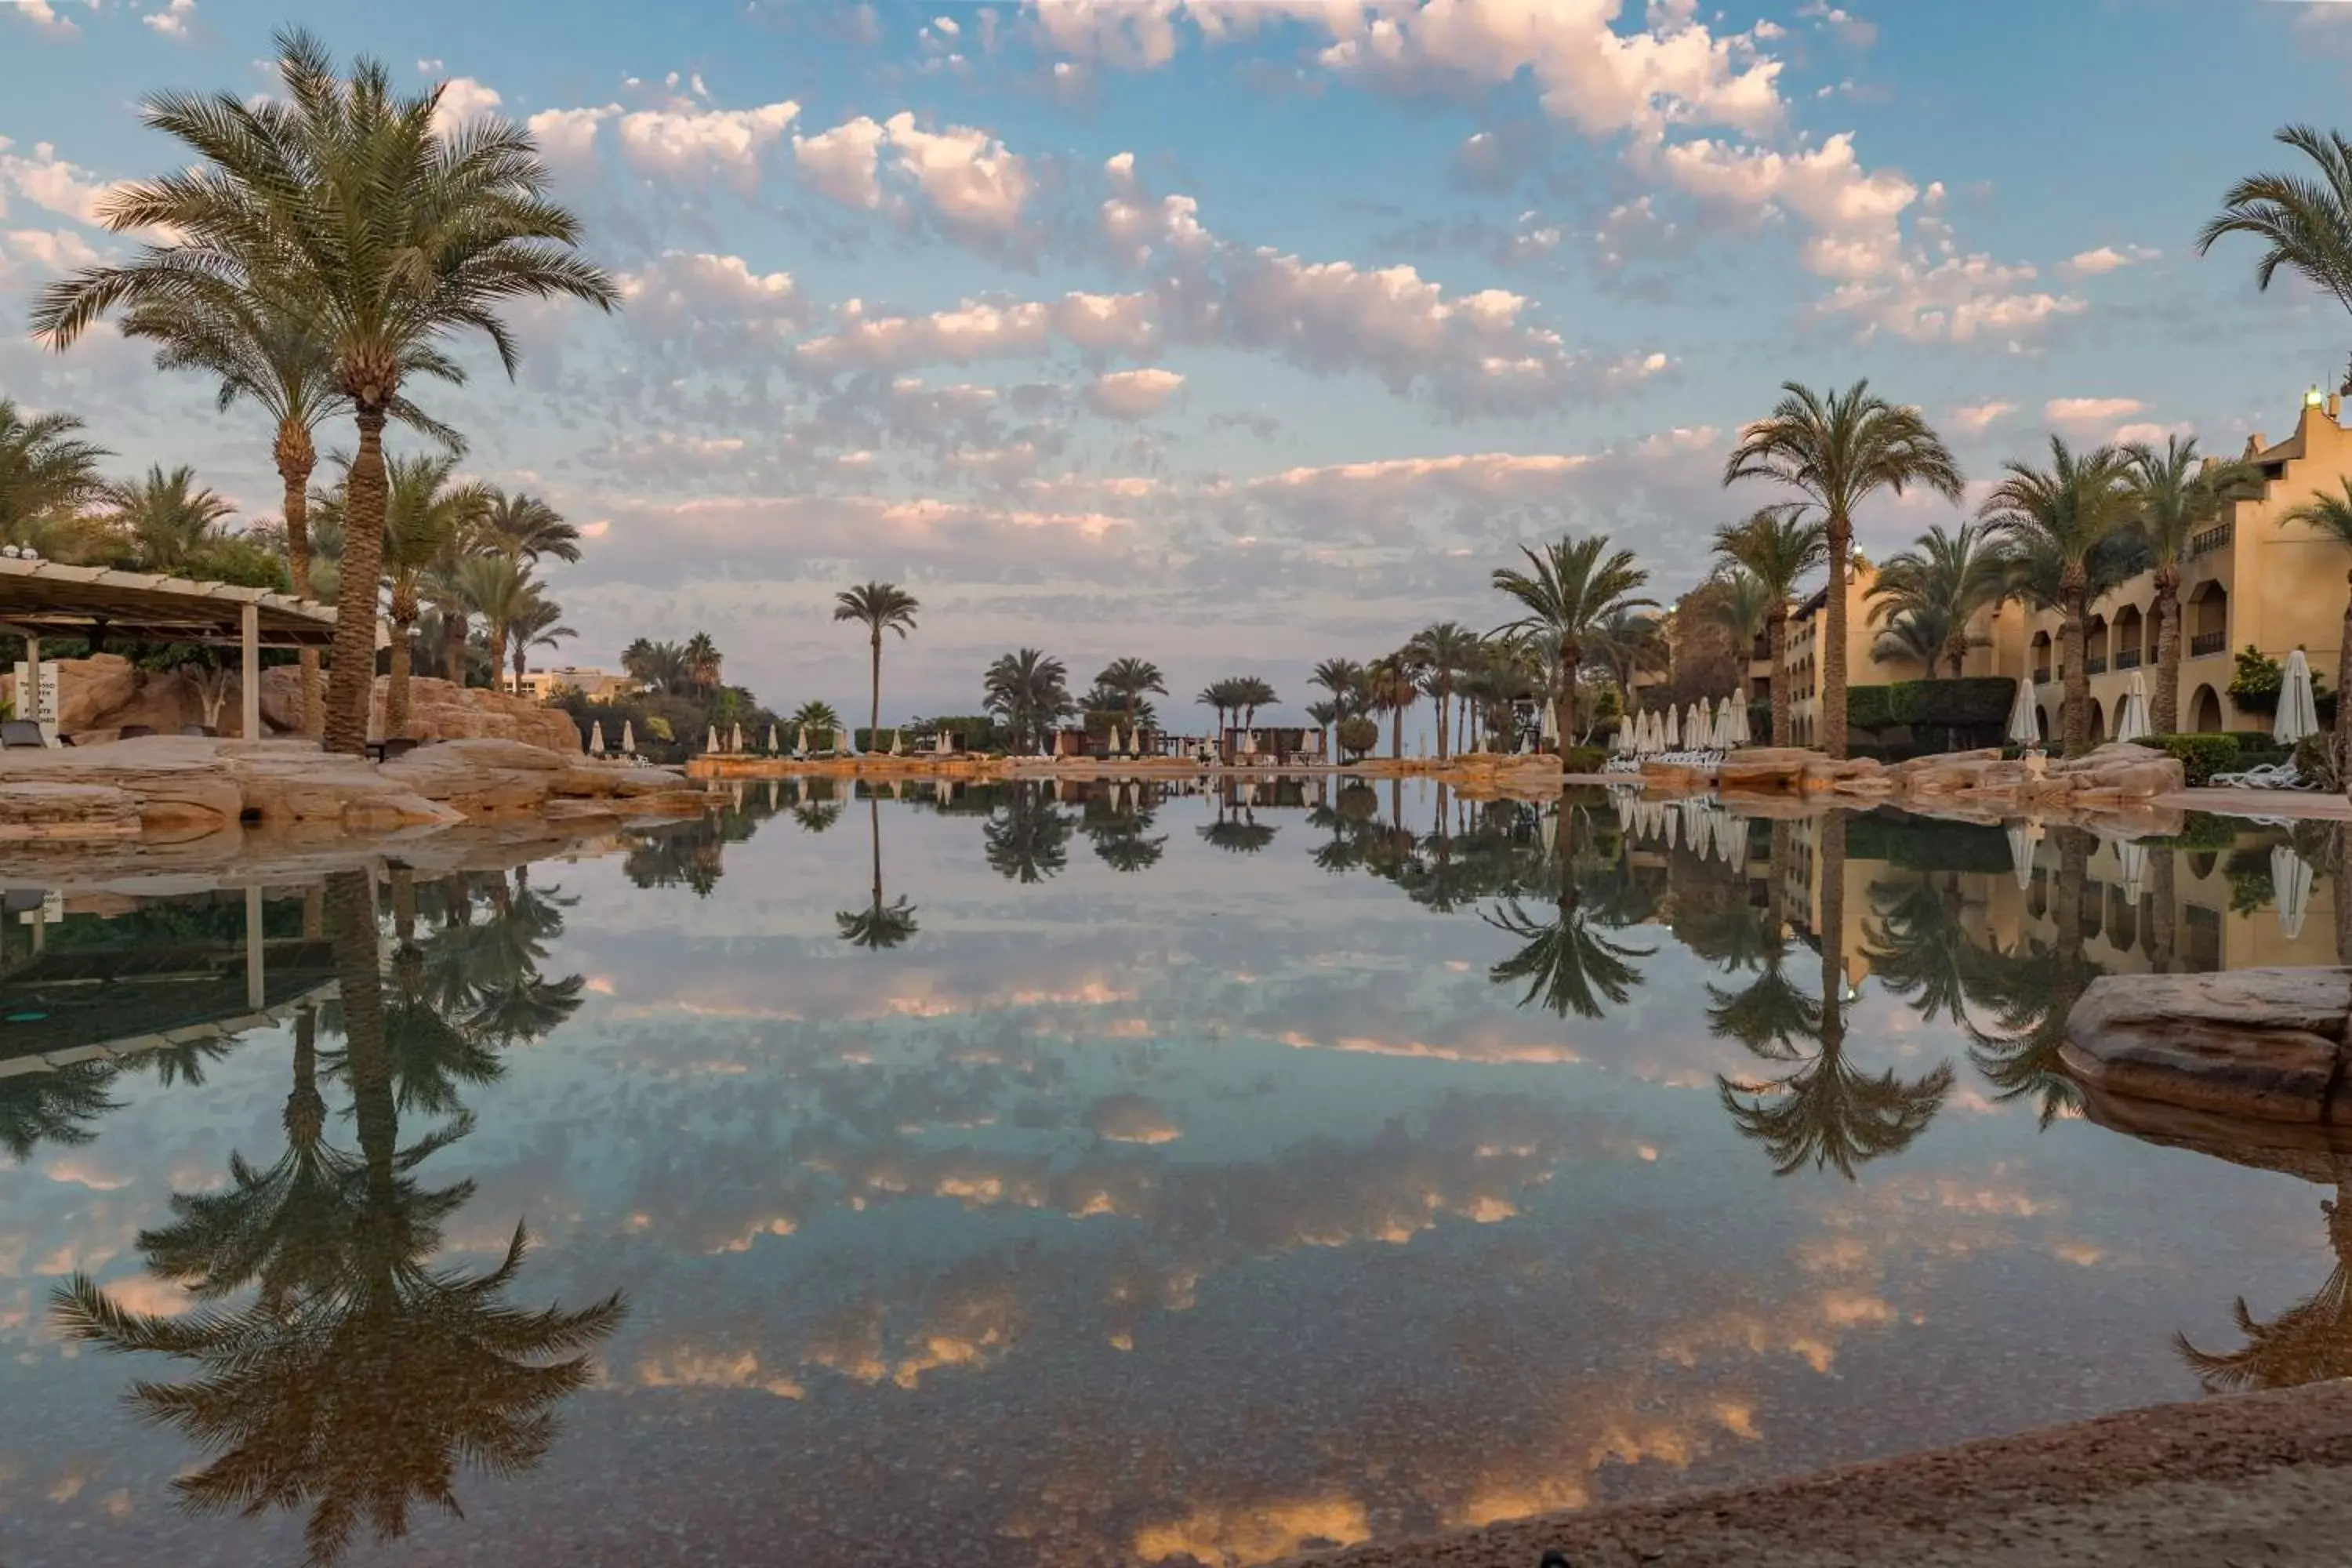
1637 394 2352 745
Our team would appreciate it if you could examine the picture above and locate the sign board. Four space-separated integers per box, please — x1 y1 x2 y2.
11 660 58 743
17 890 64 926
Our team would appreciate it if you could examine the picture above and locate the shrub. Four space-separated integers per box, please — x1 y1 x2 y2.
1846 677 2018 732
2137 732 2240 786
1563 744 1610 774
851 728 906 753
1336 716 1379 759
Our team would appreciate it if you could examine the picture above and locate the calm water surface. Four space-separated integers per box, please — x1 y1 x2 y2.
2 780 2346 1566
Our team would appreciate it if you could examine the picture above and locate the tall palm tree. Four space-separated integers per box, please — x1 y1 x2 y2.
0 397 109 550
1584 609 1667 727
1709 503 1828 746
1724 382 1965 757
1233 676 1276 731
119 290 459 733
1406 621 1479 759
103 463 237 572
376 453 492 734
834 582 920 750
985 648 1072 754
34 31 620 755
1866 521 2012 679
1366 654 1419 759
1981 437 2135 755
1703 568 1774 688
2198 124 2352 340
1305 697 1339 760
1092 657 1167 727
1492 532 1655 756
1196 681 1232 741
1311 658 1368 717
682 631 723 692
455 554 532 692
480 488 580 564
2125 437 2258 735
2281 478 2352 762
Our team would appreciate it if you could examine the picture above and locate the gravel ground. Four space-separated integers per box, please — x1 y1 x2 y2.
1282 1381 2352 1567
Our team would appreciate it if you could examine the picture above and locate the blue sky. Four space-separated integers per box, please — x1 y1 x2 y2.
4 0 2351 727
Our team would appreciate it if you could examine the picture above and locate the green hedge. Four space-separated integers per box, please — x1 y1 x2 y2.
1846 677 2019 732
2138 732 2239 786
1563 744 1610 774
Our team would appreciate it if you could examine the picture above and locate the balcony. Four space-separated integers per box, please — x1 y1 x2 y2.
2190 630 2227 658
2115 648 2142 670
2190 521 2234 557
2085 655 2107 675
2032 666 2052 684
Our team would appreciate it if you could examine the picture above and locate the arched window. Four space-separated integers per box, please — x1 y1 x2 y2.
2187 583 2230 660
2190 684 2224 734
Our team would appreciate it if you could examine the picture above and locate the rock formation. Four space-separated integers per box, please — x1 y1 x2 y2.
2063 967 2352 1124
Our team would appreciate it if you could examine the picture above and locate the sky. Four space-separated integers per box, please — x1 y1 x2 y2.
4 0 2352 729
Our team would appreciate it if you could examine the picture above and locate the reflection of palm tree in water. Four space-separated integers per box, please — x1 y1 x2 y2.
838 796 920 949
1200 798 1279 855
985 784 1073 882
0 1060 120 1162
1082 787 1167 873
1717 815 1952 1178
1483 800 1650 1020
2178 1162 2352 1392
1966 826 2100 1127
50 871 623 1566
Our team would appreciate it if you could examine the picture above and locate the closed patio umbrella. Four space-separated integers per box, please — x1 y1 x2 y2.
731 723 745 754
1684 702 1703 749
2274 843 2314 940
794 728 809 758
1542 697 1559 748
1729 696 1751 746
2115 671 2151 744
1107 723 1123 757
620 720 636 756
588 720 605 757
890 728 904 756
2277 648 2321 747
935 728 952 755
2007 674 2041 747
1664 706 1681 750
767 724 779 753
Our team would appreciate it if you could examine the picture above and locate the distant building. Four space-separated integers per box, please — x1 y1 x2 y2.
515 666 642 704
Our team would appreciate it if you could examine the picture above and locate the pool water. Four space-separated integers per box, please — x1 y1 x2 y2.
1 780 2344 1566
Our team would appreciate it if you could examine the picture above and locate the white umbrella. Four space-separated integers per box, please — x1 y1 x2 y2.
706 728 719 754
795 728 810 758
1107 723 1123 756
2006 673 2041 747
620 720 636 756
2274 843 2314 940
1683 702 1701 749
1243 730 1258 756
2277 648 2321 746
588 720 606 757
767 724 779 754
1611 717 1631 754
1729 696 1751 747
1541 696 1559 748
935 728 951 755
1664 706 1681 750
731 723 745 754
2114 671 2151 745
2006 820 2040 891
890 728 904 757
1644 710 1661 753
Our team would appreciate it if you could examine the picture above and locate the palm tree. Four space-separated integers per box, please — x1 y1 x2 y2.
1305 698 1339 760
985 648 1073 753
1233 676 1276 731
682 631 723 691
1866 521 2011 679
1703 568 1774 691
455 554 532 693
837 797 919 949
985 787 1072 883
1406 622 1479 759
1196 681 1232 741
0 397 109 550
834 582 920 750
1492 533 1655 755
377 454 492 734
2176 1163 2352 1393
1584 609 1668 729
1092 657 1167 727
2198 124 2352 340
118 287 458 732
1982 437 2136 755
791 699 844 751
103 463 237 572
0 1060 121 1161
34 31 621 755
1366 655 1419 759
2126 437 2258 735
1311 658 1368 716
480 488 580 564
1725 381 1965 757
507 591 574 695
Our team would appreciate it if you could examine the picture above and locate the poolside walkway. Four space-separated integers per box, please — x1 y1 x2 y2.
1285 1380 2352 1567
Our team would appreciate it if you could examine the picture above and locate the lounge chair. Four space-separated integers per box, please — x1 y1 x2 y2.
2209 760 2317 791
118 724 155 739
366 737 422 763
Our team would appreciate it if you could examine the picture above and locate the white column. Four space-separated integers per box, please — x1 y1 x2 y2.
241 602 261 742
24 633 47 745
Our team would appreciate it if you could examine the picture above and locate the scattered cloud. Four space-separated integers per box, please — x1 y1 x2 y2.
15 0 82 38
615 100 801 191
141 0 194 38
1086 366 1184 419
1948 401 2016 437
430 76 504 134
2044 397 2144 427
2063 243 2159 276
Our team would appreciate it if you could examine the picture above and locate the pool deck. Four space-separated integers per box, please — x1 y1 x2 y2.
1286 1379 2352 1567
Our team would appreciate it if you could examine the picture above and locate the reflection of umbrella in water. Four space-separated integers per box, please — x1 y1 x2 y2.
2114 838 2149 904
2275 843 2315 940
2006 820 2040 891
1725 813 1749 876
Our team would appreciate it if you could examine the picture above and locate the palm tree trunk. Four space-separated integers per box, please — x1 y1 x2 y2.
325 869 397 1191
2152 567 2182 736
443 613 468 688
869 631 883 753
1769 608 1791 747
2063 595 2089 757
387 610 415 738
2335 825 2352 967
1819 810 1848 1048
276 418 322 740
1559 641 1580 761
324 407 389 757
2336 572 2352 766
1391 709 1404 760
1824 515 1851 760
1767 819 1790 937
869 797 883 911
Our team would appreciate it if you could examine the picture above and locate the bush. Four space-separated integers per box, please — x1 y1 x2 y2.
852 728 906 753
1563 744 1609 774
1846 677 2018 732
1336 716 1379 759
2138 732 2240 786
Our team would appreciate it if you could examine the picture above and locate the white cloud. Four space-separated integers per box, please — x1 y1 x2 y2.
526 104 618 172
615 100 800 192
2063 243 2159 276
1824 252 2084 346
2045 397 2144 427
797 291 1156 372
880 111 1032 234
793 114 887 209
2112 421 2194 447
16 0 82 38
1087 367 1185 419
1948 401 2015 437
430 76 503 135
1100 151 1210 268
0 226 100 289
1796 1 1877 49
142 0 195 38
619 251 804 341
0 137 117 227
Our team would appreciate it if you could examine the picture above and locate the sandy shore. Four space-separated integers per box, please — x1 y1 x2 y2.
1281 1380 2352 1567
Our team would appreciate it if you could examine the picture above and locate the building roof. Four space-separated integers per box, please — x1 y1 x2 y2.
0 556 368 649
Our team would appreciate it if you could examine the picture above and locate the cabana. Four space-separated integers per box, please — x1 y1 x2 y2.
0 555 371 745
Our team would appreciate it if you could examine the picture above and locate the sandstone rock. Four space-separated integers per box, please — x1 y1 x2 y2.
0 781 142 840
1716 748 1817 793
2063 968 2352 1123
369 677 579 751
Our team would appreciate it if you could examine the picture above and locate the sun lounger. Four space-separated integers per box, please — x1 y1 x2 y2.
2208 760 2317 791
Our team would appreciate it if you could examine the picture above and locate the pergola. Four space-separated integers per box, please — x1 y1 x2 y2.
0 555 371 741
